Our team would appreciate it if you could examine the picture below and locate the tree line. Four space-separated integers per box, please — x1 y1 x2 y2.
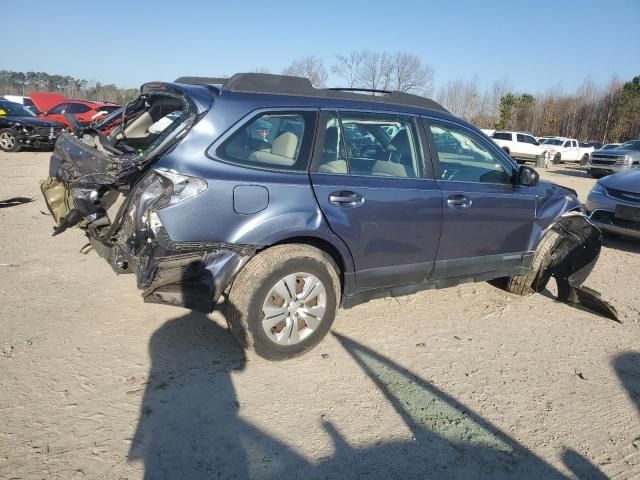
281 53 639 143
0 70 139 105
2 59 639 143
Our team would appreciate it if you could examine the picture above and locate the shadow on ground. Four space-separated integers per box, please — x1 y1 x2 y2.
613 351 640 413
129 312 607 479
602 234 640 254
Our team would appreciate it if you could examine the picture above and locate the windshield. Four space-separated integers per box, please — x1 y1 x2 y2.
618 140 640 151
0 101 36 117
541 139 563 146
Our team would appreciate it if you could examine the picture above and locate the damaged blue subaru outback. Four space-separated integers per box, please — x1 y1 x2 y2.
41 73 615 360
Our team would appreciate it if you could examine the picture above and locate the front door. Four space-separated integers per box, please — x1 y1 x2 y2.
310 111 443 292
424 119 538 279
44 103 71 127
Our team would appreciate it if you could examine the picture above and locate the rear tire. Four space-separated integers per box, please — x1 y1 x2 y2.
0 129 20 152
502 230 562 296
226 244 340 360
580 154 589 166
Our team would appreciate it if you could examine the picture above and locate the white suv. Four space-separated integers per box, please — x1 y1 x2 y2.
491 131 552 164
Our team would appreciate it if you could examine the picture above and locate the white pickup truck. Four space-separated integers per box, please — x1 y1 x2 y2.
491 131 552 164
539 137 594 165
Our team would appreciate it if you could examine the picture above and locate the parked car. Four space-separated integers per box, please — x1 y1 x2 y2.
0 100 64 152
41 73 609 359
30 92 120 129
491 131 552 164
600 143 621 150
539 137 594 165
586 169 640 239
2 95 40 115
580 141 602 150
587 140 640 178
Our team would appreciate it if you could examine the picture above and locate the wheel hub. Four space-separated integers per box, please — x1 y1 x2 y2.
261 272 327 346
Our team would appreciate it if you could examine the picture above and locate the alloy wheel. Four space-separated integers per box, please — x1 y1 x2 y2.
0 132 16 150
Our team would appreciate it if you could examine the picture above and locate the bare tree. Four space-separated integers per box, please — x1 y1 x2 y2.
332 52 365 87
389 52 435 95
334 51 435 94
282 55 328 88
354 51 394 92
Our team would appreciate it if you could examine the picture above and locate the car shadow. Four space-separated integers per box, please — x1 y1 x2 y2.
601 235 640 254
545 167 590 179
613 351 640 413
128 311 608 479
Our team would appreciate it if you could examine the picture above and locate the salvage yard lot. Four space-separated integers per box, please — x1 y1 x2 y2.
1 152 639 479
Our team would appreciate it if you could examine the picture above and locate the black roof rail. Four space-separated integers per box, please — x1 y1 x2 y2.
326 87 392 95
174 76 228 85
175 73 449 113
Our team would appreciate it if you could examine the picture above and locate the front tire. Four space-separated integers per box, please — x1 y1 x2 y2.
553 153 562 164
226 244 340 360
501 230 562 296
0 129 20 152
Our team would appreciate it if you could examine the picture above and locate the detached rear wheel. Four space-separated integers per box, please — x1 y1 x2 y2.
226 244 340 360
0 129 20 152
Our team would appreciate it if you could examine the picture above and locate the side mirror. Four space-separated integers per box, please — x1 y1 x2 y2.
518 165 539 187
42 110 49 116
0 109 6 116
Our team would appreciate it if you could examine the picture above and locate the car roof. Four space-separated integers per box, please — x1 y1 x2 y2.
494 131 534 135
174 73 449 116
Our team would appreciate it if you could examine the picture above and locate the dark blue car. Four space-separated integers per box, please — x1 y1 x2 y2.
41 73 610 360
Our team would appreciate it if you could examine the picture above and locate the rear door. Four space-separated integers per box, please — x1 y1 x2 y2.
67 103 93 125
424 118 537 279
310 110 443 292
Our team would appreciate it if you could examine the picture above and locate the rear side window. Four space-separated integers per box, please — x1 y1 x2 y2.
49 103 69 114
218 111 314 170
492 132 512 141
68 103 91 114
516 134 526 143
314 112 420 178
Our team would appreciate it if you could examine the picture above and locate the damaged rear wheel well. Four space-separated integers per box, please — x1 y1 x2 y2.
269 237 346 294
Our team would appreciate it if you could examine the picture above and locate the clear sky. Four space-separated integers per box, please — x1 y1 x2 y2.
2 0 639 94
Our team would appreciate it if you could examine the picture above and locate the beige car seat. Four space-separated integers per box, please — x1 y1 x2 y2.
249 132 298 166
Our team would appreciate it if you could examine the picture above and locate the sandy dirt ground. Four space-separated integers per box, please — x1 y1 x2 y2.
1 151 639 479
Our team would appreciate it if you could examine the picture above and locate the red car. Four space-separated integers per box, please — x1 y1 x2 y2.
31 92 120 129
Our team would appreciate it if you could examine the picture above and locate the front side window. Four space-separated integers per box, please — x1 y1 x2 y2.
525 135 538 145
218 112 312 170
315 112 420 178
429 122 513 184
562 141 570 148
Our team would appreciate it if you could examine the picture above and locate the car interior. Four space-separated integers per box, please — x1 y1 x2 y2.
317 116 419 178
430 125 512 184
89 93 190 156
222 113 306 167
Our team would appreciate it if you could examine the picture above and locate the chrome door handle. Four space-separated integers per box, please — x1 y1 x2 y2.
329 191 364 207
446 194 472 209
